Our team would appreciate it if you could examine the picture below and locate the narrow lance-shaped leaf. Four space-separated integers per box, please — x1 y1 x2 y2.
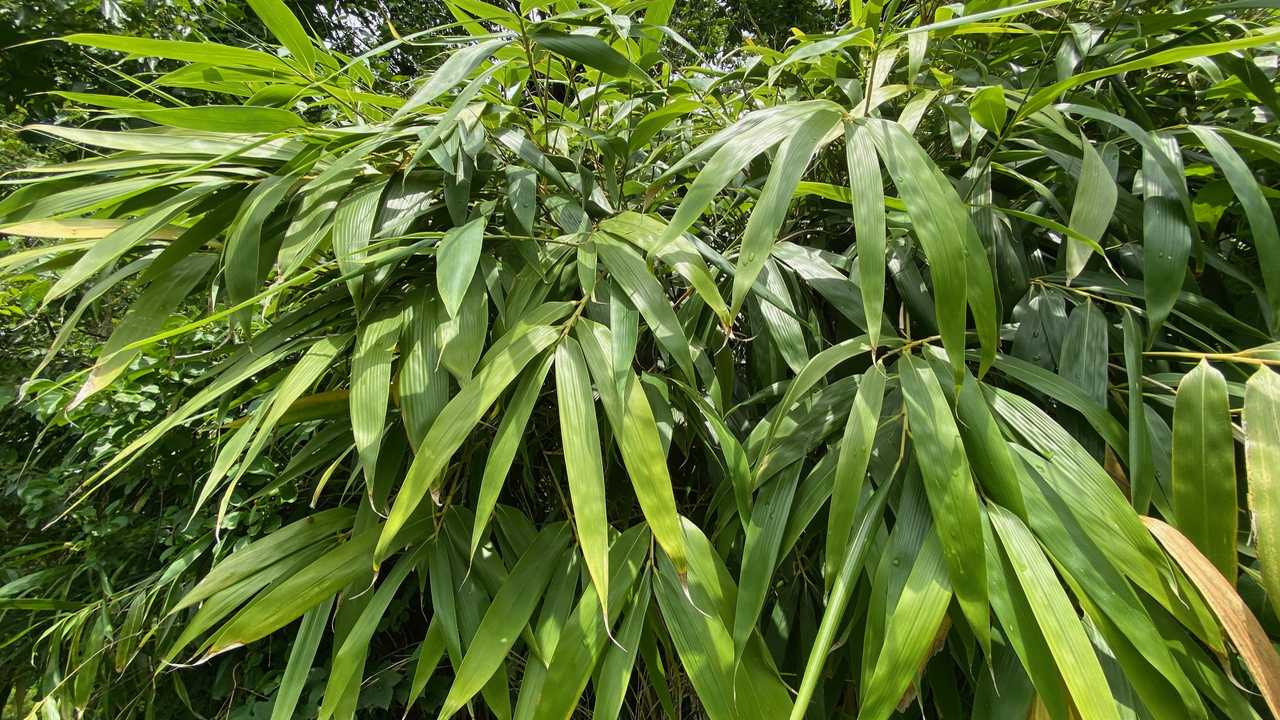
1173 358 1238 585
70 253 216 410
269 595 334 720
394 38 511 120
865 119 968 386
352 309 402 507
576 319 686 576
899 354 989 655
1124 310 1156 514
596 238 696 382
592 571 652 720
377 325 559 569
733 461 801 665
438 524 573 718
400 287 449 450
1190 126 1280 333
989 505 1121 720
247 0 317 72
827 364 886 591
1065 134 1117 282
845 121 886 350
555 337 611 619
1246 366 1280 619
1144 517 1280 718
470 352 553 559
856 529 953 720
793 481 891 720
438 218 486 319
1142 134 1191 335
731 109 842 317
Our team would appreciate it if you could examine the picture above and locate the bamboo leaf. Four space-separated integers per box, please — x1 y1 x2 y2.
731 108 842 317
555 337 611 618
1143 517 1280 718
439 524 573 717
827 364 886 590
989 505 1121 720
352 309 403 504
1173 359 1238 584
1065 134 1117 282
845 121 886 350
531 31 650 82
377 325 559 569
900 354 988 652
438 218 486 319
1246 366 1280 619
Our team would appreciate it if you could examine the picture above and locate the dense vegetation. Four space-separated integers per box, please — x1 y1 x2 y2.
3 0 1280 719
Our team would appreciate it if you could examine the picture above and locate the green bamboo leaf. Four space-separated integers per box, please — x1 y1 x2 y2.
1142 135 1192 335
1189 126 1280 332
595 238 695 382
970 85 1007 134
598 211 729 325
653 101 843 257
576 319 687 577
352 309 403 503
653 518 794 720
731 108 842 317
270 595 334 720
129 106 303 133
400 287 449 450
333 175 391 310
470 352 553 559
987 351 1129 459
318 541 431 720
61 33 295 72
394 38 511 120
406 617 447 709
864 119 969 385
530 31 650 82
1065 134 1117 282
899 354 989 654
845 121 886 350
1057 300 1109 461
791 481 890 720
1021 27 1280 119
732 461 801 664
826 364 886 590
628 98 701 152
756 259 809 374
955 370 1028 521
530 524 650 720
438 218 486 319
1123 310 1156 514
205 513 431 656
856 529 953 720
377 325 559 569
989 504 1121 720
1173 358 1238 584
1246 366 1280 619
45 181 224 303
70 253 216 409
438 268 489 385
555 337 611 617
201 334 352 517
176 508 354 611
591 571 651 720
439 524 573 718
754 335 874 481
1020 457 1205 720
247 0 317 72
